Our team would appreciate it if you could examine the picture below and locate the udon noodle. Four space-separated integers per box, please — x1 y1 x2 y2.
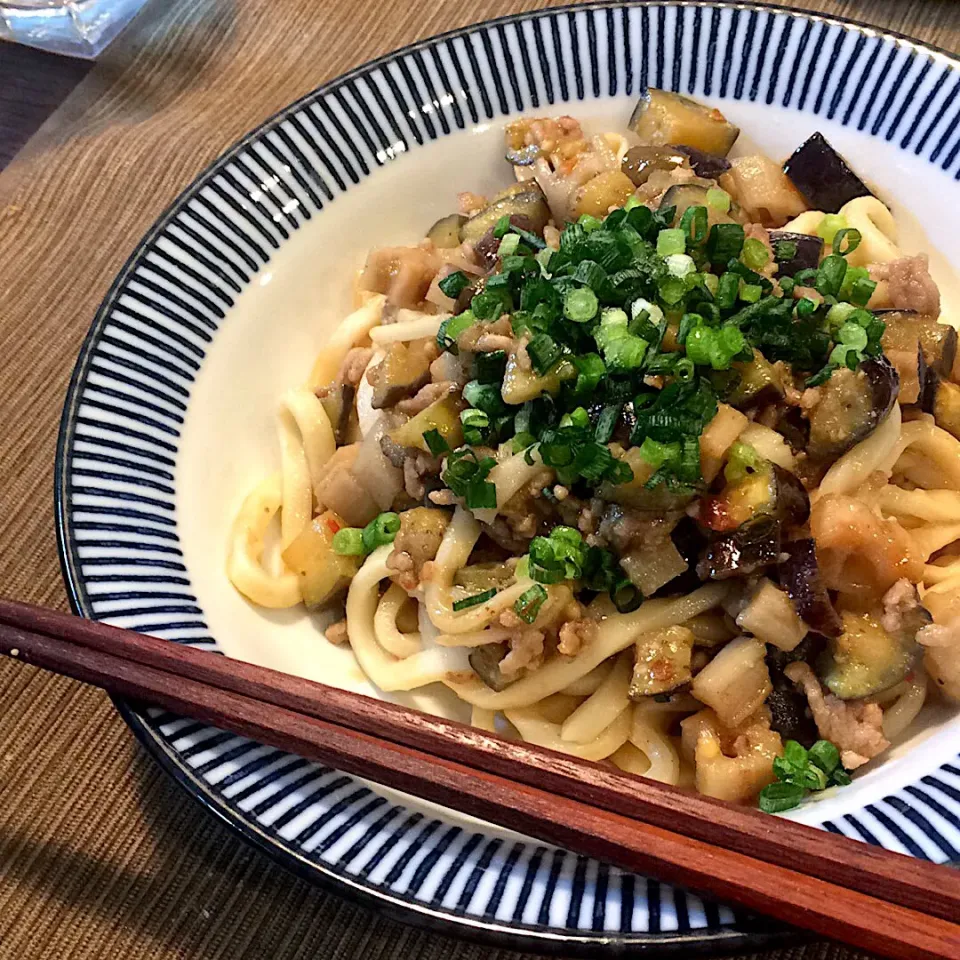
228 91 960 810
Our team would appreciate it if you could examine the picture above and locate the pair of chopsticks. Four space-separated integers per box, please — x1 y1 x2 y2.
1 598 957 960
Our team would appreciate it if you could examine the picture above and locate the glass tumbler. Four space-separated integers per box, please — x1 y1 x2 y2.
0 0 149 57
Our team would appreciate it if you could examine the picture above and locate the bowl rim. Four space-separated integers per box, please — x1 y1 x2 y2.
54 1 959 954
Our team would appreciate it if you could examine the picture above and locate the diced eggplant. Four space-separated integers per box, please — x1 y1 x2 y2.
669 144 732 180
370 341 432 409
696 514 782 581
933 379 960 439
726 350 784 408
572 171 637 219
782 132 872 213
389 394 464 453
629 89 740 156
778 539 843 638
765 635 825 747
319 383 357 446
699 461 809 533
806 356 899 462
281 510 362 607
628 625 695 699
621 145 688 187
469 642 512 691
660 182 744 227
473 214 539 269
880 310 958 408
769 230 824 278
818 610 922 700
460 182 550 245
455 277 481 316
426 213 467 249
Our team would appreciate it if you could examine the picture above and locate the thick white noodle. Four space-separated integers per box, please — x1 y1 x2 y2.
910 523 960 562
628 695 699 785
373 583 422 659
444 584 728 710
308 294 385 388
882 671 928 741
560 661 615 696
277 406 312 549
780 210 825 237
435 627 513 647
346 547 469 691
923 560 960 584
738 422 797 472
893 420 960 489
369 312 445 344
505 705 631 761
355 349 385 438
226 474 301 608
839 196 900 268
560 652 633 743
472 448 545 525
877 487 960 524
814 403 901 501
471 707 497 732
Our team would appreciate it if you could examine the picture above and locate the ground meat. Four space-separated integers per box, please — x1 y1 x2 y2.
499 628 545 677
558 618 598 657
499 469 555 540
458 191 487 216
427 489 459 506
325 619 349 646
515 335 532 372
337 347 373 387
793 285 823 305
396 381 456 415
869 255 940 317
785 662 890 769
880 578 922 636
403 452 442 500
475 333 517 352
544 224 562 250
387 507 450 592
485 517 533 553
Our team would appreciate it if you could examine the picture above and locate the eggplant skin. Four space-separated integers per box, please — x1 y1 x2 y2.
696 515 782 581
778 539 843 639
783 132 872 213
469 643 512 691
669 144 732 180
765 635 825 747
769 230 823 278
772 464 810 528
806 356 899 462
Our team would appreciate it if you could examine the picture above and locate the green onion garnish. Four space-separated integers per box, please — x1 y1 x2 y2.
332 527 365 556
464 480 497 510
497 233 521 257
578 213 604 233
453 588 498 611
527 332 562 374
473 349 507 384
705 223 745 265
816 255 848 298
715 271 739 310
564 286 599 322
361 512 400 553
462 380 505 415
775 239 798 261
572 353 606 395
816 213 847 246
705 187 731 212
739 283 762 303
832 227 861 256
460 408 490 445
610 578 642 613
422 428 450 456
656 228 686 257
758 781 806 814
760 739 851 813
741 237 769 271
493 215 512 239
436 311 476 354
438 271 469 300
680 205 708 245
514 584 548 624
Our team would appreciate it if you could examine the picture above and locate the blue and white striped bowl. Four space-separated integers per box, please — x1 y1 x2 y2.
56 3 960 954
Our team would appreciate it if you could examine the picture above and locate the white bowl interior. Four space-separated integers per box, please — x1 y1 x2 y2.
176 96 960 826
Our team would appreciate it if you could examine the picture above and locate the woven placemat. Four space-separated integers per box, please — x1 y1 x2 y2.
2 1 958 956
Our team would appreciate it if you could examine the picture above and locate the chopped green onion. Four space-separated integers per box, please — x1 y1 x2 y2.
741 237 770 270
527 332 562 374
830 343 861 368
361 512 401 553
461 408 490 445
779 276 796 295
832 227 861 256
706 187 731 212
680 205 708 245
739 283 762 303
657 228 686 257
623 194 641 211
473 349 507 384
610 578 642 613
471 288 510 320
675 357 695 382
332 527 365 556
512 430 536 452
599 331 648 370
638 436 679 468
703 272 719 296
795 297 817 318
665 253 696 278
658 275 686 305
497 233 521 257
463 380 505 415
436 311 476 353
604 306 630 327
715 271 740 310
758 781 806 813
724 441 763 483
493 215 512 239
464 480 497 510
816 255 848 297
826 301 856 329
594 404 621 443
564 286 599 322
805 363 837 387
453 587 498 611
578 213 604 233
438 270 470 299
775 240 798 261
705 223 745 265
514 584 548 623
422 428 450 456
573 353 606 395
838 322 868 351
816 213 848 246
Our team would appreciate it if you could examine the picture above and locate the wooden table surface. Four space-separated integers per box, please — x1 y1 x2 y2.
1 2 958 958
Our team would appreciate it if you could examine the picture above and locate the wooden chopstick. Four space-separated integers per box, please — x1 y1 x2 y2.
1 601 958 960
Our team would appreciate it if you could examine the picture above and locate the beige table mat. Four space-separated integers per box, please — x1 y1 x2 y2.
2 1 958 957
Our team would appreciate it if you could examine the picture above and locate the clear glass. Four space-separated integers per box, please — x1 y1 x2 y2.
0 0 148 58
